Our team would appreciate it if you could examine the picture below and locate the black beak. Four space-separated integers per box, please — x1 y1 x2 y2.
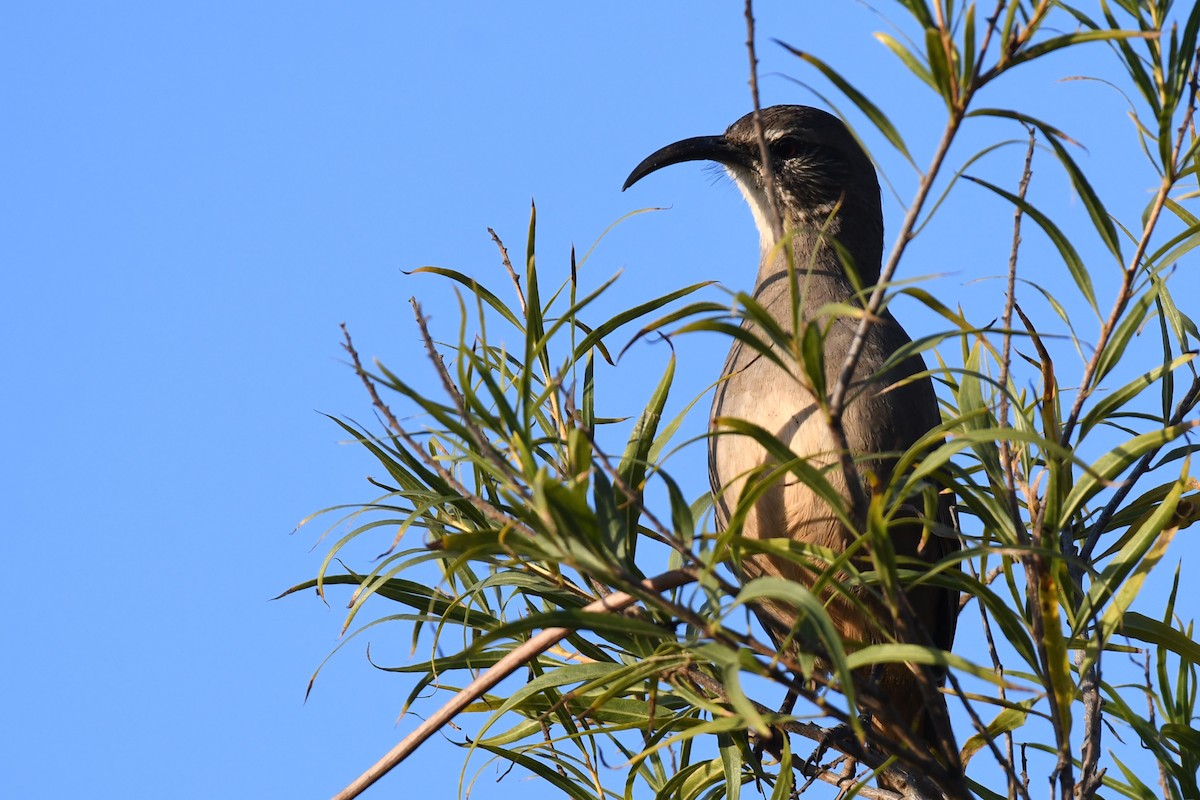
622 135 753 191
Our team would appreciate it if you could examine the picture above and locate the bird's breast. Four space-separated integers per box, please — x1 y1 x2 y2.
709 339 851 550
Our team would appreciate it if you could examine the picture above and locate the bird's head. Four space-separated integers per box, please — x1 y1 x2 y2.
623 105 883 281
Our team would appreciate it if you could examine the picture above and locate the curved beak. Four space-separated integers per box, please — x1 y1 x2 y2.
622 135 752 191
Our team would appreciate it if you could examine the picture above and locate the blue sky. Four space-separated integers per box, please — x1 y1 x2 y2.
5 3 1196 799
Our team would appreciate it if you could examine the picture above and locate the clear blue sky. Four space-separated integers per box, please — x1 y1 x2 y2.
4 3 1195 798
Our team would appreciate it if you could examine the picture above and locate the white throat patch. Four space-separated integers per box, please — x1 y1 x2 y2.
726 166 778 255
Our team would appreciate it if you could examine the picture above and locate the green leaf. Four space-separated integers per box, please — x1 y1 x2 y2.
1109 751 1160 800
799 322 826 398
1120 611 1200 666
582 351 595 428
895 0 934 28
964 175 1100 315
768 734 792 800
712 417 851 532
961 700 1034 765
408 267 522 329
718 735 743 800
924 26 954 105
775 40 915 164
873 31 936 91
1045 130 1126 262
476 661 623 724
520 204 546 429
1163 721 1200 754
667 320 789 372
572 282 715 364
843 643 1008 685
1059 422 1197 529
733 577 856 723
962 2 976 85
969 108 1124 263
672 759 728 800
1078 480 1182 674
1079 353 1195 438
471 742 599 800
1008 29 1151 70
616 353 675 565
1091 284 1159 387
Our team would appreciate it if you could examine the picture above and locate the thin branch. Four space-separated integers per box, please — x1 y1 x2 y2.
966 558 1026 800
1060 55 1200 447
340 323 536 539
1011 303 1076 800
995 131 1037 800
677 667 939 800
1144 651 1172 798
976 0 1055 89
1076 648 1106 797
827 111 962 423
969 0 1014 91
489 226 527 316
997 127 1037 548
330 569 695 800
411 299 520 488
1080 376 1200 562
744 0 783 242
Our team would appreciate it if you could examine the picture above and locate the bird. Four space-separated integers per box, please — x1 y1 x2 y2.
623 105 961 791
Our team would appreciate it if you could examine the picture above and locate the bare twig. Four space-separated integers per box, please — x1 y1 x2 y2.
1011 304 1076 800
1076 648 1106 797
993 128 1037 800
489 226 526 315
966 558 1025 800
340 323 535 539
743 0 783 243
411 299 520 487
997 127 1037 547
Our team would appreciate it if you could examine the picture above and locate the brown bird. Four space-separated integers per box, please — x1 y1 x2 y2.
624 106 960 792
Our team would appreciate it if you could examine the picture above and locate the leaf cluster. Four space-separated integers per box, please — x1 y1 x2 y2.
288 2 1200 799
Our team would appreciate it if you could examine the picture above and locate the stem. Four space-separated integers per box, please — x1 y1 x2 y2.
828 112 963 421
997 129 1037 547
1058 176 1172 447
1080 376 1200 562
330 570 695 800
341 323 532 538
744 0 784 242
1061 56 1200 447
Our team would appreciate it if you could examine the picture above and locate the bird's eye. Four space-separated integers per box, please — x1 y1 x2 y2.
773 137 808 160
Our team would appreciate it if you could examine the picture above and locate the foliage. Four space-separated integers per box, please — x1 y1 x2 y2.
284 1 1200 798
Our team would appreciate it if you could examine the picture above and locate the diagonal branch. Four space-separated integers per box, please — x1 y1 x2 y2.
330 569 695 800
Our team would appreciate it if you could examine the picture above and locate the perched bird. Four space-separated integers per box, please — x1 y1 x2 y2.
623 106 960 788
